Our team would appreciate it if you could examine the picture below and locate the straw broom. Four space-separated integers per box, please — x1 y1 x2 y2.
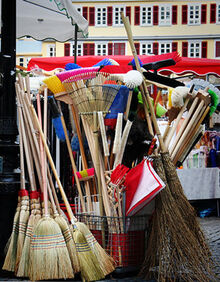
28 100 106 282
121 13 216 281
28 92 74 281
20 85 80 275
56 102 116 276
2 89 28 272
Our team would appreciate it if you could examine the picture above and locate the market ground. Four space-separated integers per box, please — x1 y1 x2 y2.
0 217 219 282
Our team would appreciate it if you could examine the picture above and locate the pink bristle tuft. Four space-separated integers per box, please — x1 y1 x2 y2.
56 67 100 82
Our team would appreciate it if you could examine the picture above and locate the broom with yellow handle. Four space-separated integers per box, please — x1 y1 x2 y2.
18 88 80 276
121 12 215 282
28 100 112 281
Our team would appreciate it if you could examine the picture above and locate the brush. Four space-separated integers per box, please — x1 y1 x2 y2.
29 103 111 281
28 93 74 281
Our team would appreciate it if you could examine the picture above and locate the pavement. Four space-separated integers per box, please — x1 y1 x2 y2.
0 217 219 282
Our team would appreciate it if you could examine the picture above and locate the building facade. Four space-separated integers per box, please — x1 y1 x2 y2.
16 0 220 68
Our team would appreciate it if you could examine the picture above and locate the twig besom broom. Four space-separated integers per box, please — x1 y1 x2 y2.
121 12 216 281
28 93 74 281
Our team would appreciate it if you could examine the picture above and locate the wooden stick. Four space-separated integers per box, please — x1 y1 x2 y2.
169 96 199 154
173 106 209 165
164 97 191 148
57 102 87 213
171 99 205 160
121 13 167 151
124 90 133 121
29 102 78 223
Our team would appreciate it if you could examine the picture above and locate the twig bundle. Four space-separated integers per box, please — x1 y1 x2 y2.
121 12 216 282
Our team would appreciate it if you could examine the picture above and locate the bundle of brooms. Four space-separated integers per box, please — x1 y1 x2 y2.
121 13 216 282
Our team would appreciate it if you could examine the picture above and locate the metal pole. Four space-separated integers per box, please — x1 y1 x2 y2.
74 24 78 64
0 0 17 141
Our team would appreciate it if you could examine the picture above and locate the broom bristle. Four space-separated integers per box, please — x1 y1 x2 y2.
29 216 74 281
56 67 100 83
15 197 30 273
139 154 215 282
2 206 20 272
43 75 66 95
76 221 116 276
16 204 41 277
71 226 105 282
55 215 80 273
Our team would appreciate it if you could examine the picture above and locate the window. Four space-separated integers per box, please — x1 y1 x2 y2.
114 43 125 55
95 43 107 56
140 5 153 26
159 42 172 54
96 7 107 26
70 43 83 56
215 41 220 57
217 3 220 23
188 4 201 25
48 44 56 57
188 41 201 57
159 5 171 25
140 42 153 55
19 57 24 67
113 6 125 26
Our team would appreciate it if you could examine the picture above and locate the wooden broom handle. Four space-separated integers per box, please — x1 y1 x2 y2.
121 13 166 151
29 103 77 223
164 97 190 148
173 106 210 165
171 99 204 159
70 104 88 169
58 105 87 213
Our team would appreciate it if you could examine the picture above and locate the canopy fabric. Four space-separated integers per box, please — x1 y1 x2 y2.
0 0 88 41
27 53 220 77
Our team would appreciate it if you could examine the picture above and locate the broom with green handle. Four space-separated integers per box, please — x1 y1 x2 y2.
121 12 215 282
28 101 108 281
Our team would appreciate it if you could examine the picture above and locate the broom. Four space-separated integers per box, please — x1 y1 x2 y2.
2 87 29 273
28 92 74 281
43 75 94 212
121 12 216 281
56 102 115 276
19 88 80 276
28 100 107 282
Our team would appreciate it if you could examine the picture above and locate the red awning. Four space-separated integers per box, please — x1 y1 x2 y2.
27 52 220 77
